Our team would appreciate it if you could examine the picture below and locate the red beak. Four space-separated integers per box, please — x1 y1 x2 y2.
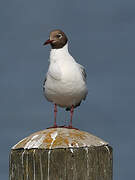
43 39 53 46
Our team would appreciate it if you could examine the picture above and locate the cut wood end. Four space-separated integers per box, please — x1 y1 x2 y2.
12 128 108 150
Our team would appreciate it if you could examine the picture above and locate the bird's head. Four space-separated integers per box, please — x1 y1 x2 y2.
43 29 68 49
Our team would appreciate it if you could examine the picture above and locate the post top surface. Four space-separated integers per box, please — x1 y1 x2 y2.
12 128 108 150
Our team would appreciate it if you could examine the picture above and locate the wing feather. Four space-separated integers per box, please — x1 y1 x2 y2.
77 64 87 82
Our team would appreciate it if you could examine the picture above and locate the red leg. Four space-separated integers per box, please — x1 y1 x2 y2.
54 103 57 127
69 105 74 128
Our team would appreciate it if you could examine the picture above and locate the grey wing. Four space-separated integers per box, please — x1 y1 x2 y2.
78 63 88 100
78 64 87 82
43 75 47 92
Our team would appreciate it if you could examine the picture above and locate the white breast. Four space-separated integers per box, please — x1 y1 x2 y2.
44 44 88 108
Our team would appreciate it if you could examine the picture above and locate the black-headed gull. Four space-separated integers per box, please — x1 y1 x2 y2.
43 29 88 128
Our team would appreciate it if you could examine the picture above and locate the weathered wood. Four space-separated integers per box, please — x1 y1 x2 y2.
9 128 113 180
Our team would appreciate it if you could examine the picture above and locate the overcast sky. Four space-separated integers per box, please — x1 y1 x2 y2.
1 0 135 179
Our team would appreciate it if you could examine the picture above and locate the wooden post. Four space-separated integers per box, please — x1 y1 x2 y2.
9 128 113 180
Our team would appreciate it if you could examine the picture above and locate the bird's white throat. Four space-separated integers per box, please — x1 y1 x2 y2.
50 43 69 62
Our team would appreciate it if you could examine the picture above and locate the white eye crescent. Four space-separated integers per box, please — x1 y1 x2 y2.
56 34 62 39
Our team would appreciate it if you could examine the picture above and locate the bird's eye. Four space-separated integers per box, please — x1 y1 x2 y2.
56 34 62 39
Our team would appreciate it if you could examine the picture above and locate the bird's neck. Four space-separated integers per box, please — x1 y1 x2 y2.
50 43 70 62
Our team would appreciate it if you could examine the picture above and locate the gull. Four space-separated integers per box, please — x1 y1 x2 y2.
43 29 88 128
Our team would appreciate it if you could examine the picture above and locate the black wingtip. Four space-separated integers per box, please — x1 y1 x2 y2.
66 107 71 111
65 102 81 111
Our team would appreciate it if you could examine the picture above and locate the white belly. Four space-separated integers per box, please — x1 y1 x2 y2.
44 75 87 108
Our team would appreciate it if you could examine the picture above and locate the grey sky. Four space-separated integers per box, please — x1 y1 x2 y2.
1 0 135 179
